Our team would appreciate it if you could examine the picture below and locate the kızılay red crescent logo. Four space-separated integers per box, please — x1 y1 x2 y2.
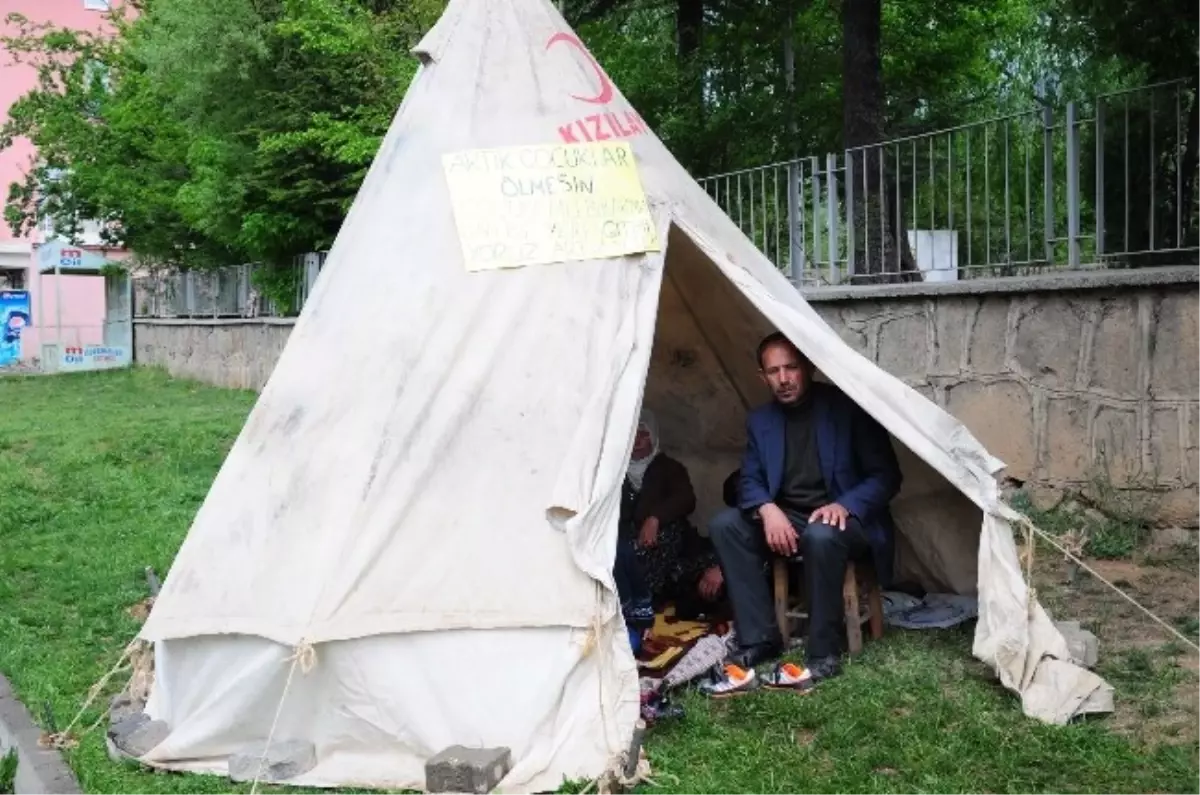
545 33 648 145
546 32 614 105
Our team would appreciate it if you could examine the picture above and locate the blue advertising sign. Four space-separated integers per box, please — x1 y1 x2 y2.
0 290 32 367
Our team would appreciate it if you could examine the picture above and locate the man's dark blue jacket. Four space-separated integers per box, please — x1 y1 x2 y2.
738 381 903 584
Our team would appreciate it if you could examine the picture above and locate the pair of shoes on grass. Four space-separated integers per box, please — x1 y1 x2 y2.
698 660 814 698
698 651 842 698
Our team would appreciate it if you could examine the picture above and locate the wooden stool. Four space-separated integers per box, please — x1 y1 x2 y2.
772 557 884 655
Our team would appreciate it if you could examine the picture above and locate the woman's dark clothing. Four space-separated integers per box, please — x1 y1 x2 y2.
613 455 718 628
627 453 696 530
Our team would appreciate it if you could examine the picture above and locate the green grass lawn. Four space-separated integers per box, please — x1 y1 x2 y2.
0 369 1197 794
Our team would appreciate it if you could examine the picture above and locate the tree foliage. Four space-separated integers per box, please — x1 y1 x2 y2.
1065 0 1200 240
2 0 440 268
1 0 1191 269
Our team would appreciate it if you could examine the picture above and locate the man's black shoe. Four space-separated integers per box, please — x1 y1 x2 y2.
806 654 842 681
728 640 782 669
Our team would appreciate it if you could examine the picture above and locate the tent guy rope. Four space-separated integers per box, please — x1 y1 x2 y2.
249 640 317 795
1023 518 1038 619
1016 512 1200 654
42 639 138 750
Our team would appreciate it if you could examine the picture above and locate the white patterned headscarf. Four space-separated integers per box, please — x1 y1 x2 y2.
626 410 660 491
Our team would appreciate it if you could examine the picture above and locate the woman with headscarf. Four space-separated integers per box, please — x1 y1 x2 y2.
613 410 725 652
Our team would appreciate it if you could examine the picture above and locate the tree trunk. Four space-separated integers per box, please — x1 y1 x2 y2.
676 0 702 60
675 0 706 169
841 0 921 283
841 0 882 152
783 1 796 148
783 0 806 279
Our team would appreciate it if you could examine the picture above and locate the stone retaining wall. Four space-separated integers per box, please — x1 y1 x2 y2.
134 267 1199 524
134 318 295 392
805 267 1199 525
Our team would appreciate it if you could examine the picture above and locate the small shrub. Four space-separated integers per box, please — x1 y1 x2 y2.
0 748 16 794
1173 615 1200 641
1078 449 1159 559
1009 482 1153 560
1085 517 1147 559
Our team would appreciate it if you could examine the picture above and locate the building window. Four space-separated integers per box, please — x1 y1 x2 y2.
83 0 111 10
0 269 26 290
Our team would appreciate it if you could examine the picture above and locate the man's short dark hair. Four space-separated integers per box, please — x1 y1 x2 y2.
756 331 810 370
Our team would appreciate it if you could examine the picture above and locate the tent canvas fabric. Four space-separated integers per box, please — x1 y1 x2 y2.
137 0 1114 789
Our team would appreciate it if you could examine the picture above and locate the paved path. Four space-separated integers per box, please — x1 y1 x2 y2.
0 673 81 794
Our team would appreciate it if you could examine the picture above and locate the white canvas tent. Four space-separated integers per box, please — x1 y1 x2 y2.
137 0 1113 789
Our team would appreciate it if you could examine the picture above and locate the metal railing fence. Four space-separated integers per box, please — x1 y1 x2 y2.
699 79 1198 285
132 79 1197 316
133 252 326 318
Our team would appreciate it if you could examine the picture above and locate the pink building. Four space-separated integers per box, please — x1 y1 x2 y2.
0 0 129 364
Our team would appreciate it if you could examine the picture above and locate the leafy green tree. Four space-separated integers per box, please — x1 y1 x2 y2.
3 0 440 274
4 0 1189 290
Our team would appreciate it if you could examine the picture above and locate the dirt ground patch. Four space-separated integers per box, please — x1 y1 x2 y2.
1030 540 1199 748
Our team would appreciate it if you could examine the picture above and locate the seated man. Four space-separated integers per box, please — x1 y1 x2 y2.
614 410 725 651
709 332 901 681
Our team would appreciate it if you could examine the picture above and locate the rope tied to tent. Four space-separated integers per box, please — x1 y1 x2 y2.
614 749 653 790
1023 519 1038 618
580 619 600 658
576 754 672 795
248 639 318 795
585 580 643 764
1015 513 1200 654
42 638 139 750
74 640 155 743
287 639 318 674
587 584 614 751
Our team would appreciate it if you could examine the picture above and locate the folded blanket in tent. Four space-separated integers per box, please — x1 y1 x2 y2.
651 611 709 642
638 645 685 671
882 591 979 630
637 609 711 672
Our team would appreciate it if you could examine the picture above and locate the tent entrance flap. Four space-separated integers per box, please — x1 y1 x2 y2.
645 222 982 595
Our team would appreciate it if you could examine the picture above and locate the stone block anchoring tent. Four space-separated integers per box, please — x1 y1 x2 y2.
133 0 1113 789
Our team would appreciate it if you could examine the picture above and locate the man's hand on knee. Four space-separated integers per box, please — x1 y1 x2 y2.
758 503 798 556
809 502 849 531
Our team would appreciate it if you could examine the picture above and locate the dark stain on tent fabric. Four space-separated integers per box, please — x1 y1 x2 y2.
379 132 406 177
521 28 546 114
275 478 306 521
361 439 390 500
468 19 493 124
279 406 305 435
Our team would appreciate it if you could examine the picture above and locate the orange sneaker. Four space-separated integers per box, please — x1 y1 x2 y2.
762 661 815 693
698 662 759 698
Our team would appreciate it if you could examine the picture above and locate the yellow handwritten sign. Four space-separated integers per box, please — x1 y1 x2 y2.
442 142 660 272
